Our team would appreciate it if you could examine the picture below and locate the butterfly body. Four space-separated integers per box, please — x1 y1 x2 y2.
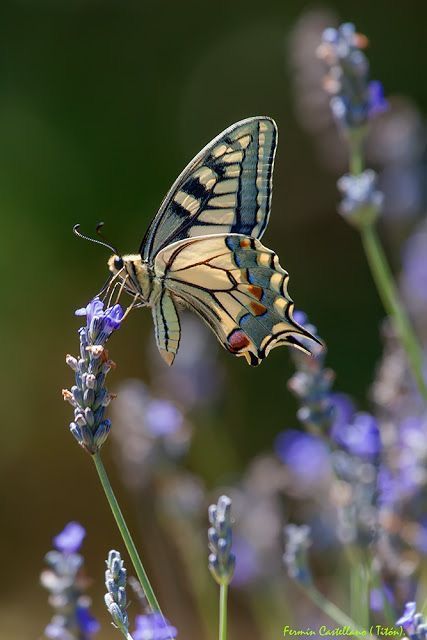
106 117 319 366
108 254 157 304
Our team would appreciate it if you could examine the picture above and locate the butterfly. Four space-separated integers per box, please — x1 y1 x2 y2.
87 117 319 366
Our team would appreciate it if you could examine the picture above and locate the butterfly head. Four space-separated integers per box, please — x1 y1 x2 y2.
108 254 124 274
107 252 153 303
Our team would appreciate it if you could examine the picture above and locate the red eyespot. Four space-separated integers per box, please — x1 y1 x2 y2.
228 329 250 352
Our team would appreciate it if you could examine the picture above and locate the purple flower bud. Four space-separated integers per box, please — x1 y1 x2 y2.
75 297 124 342
397 602 417 632
53 522 86 554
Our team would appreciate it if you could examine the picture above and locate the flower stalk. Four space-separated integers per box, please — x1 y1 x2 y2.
318 22 427 403
65 298 165 625
219 583 228 640
208 495 235 640
359 222 427 401
93 452 161 614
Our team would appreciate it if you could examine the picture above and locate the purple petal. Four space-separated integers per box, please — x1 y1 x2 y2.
103 303 124 332
397 601 417 629
53 522 86 553
75 297 104 323
76 604 100 636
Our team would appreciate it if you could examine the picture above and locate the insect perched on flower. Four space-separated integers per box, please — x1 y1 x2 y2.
75 117 319 366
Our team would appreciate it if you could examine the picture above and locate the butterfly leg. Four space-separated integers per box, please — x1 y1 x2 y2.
152 291 181 366
121 293 140 322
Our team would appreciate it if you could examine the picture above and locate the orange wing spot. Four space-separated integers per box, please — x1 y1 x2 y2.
228 329 250 352
240 238 251 248
250 301 267 316
248 285 263 300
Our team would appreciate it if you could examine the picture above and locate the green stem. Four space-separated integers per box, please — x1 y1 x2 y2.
360 224 427 402
299 583 376 639
92 452 161 614
219 583 228 640
348 132 427 403
349 134 364 175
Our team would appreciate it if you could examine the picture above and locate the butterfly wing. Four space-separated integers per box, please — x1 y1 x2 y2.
151 290 181 366
154 234 320 366
141 117 277 260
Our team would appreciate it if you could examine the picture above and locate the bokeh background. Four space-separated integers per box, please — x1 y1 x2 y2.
1 1 426 638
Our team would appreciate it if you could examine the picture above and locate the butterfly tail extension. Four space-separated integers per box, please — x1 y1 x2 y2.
151 291 181 366
155 234 319 366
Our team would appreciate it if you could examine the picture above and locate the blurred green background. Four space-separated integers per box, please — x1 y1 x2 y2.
0 0 426 637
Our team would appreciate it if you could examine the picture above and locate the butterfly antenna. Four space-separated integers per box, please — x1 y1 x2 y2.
73 223 120 255
95 221 121 254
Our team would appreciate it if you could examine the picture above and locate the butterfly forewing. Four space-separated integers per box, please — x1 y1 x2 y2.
154 234 318 366
140 117 277 260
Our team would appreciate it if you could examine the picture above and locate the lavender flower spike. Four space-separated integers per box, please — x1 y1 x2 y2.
283 524 312 585
104 550 129 637
337 170 383 227
41 522 99 640
396 602 427 639
63 297 124 455
317 22 387 132
208 495 235 586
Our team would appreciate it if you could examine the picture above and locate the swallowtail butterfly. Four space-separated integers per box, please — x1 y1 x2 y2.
101 117 319 365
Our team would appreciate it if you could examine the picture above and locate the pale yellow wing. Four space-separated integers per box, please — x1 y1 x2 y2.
154 234 319 366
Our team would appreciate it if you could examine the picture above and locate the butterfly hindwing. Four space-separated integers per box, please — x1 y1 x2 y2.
140 117 277 260
151 290 181 366
154 234 318 366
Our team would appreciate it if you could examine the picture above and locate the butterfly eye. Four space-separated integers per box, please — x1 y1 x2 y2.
114 256 124 270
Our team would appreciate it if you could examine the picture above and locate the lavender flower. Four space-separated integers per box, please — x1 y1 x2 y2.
331 411 380 460
396 602 422 636
275 429 332 493
287 312 381 546
63 297 124 455
208 495 235 586
133 613 178 640
41 522 99 640
283 524 312 585
317 22 387 131
337 170 383 226
53 522 86 554
104 550 129 637
288 312 334 431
